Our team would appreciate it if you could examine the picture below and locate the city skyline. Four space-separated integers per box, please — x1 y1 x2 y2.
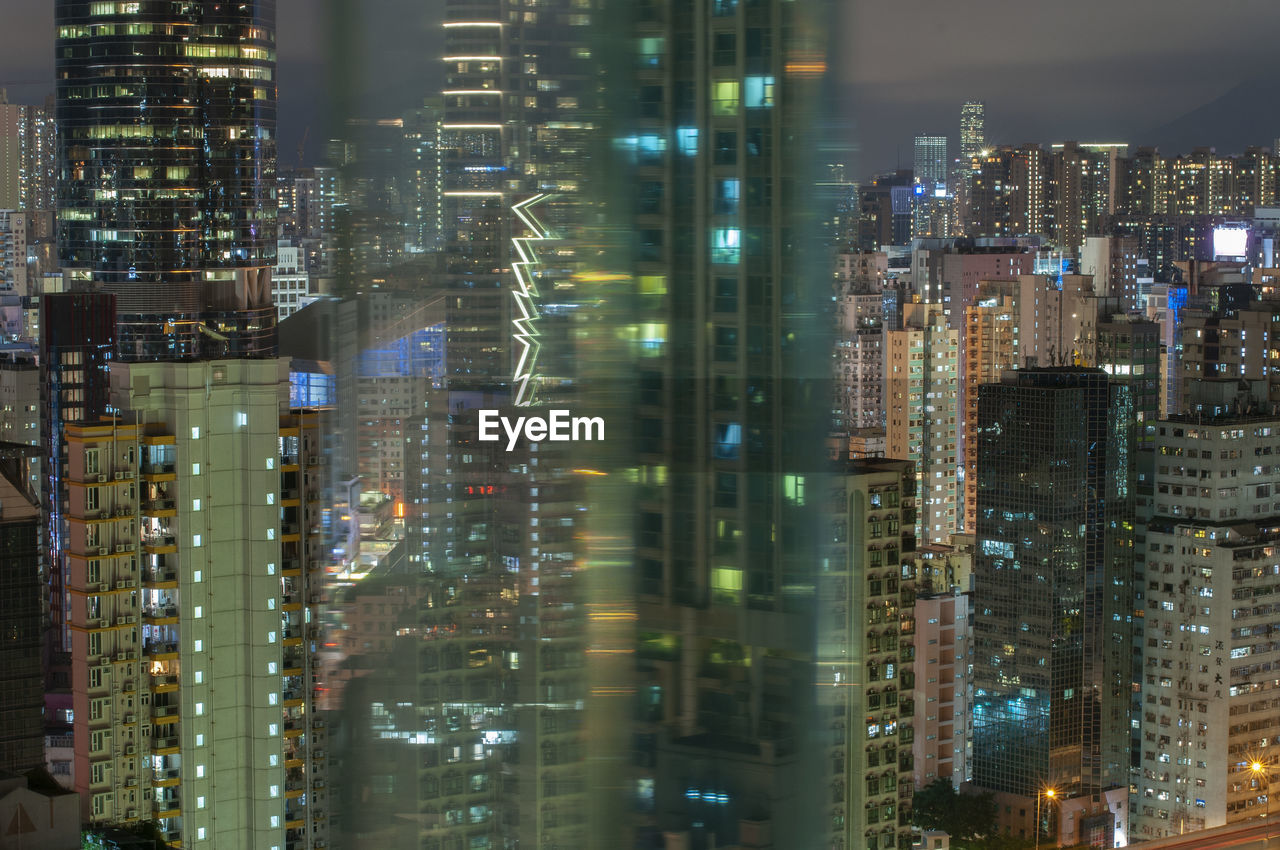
7 1 1280 174
8 1 1280 849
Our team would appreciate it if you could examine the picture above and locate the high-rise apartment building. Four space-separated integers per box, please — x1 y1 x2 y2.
960 101 985 166
626 0 834 845
0 91 56 216
818 459 919 850
66 360 326 848
1132 379 1280 839
912 588 971 790
888 302 959 545
962 281 1019 532
972 368 1133 844
55 2 278 359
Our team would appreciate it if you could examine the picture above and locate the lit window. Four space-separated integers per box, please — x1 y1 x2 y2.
192 463 200 475
194 640 203 652
194 671 202 684
711 228 741 264
192 499 201 511
196 764 205 777
744 76 775 108
193 534 201 547
195 702 204 715
191 426 200 439
194 606 202 618
711 80 740 116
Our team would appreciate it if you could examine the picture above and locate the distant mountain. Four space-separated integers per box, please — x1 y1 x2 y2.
1143 75 1280 155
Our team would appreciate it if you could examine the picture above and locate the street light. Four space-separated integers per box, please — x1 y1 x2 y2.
1251 760 1272 845
1035 787 1058 850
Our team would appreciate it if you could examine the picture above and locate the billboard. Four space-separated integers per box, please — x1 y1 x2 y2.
1213 226 1249 259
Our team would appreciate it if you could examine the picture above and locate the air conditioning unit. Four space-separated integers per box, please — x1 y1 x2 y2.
124 744 135 755
99 657 111 667
115 544 128 553
124 615 137 624
97 474 107 483
127 809 138 819
116 579 131 589
116 616 128 626
97 547 108 557
307 456 318 466
125 714 135 724
116 652 128 662
125 777 136 787
94 618 107 629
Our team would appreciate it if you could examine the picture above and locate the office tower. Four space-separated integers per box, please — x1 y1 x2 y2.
818 459 918 850
912 588 971 790
888 302 959 545
914 135 949 187
1131 379 1280 840
972 368 1133 845
960 101 985 166
626 0 833 845
0 450 41 775
55 2 278 360
962 281 1019 532
66 360 327 847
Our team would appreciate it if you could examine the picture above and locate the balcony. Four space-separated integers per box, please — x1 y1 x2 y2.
152 736 179 753
152 766 181 786
142 497 177 517
142 462 177 479
145 641 180 661
143 603 179 623
144 538 177 560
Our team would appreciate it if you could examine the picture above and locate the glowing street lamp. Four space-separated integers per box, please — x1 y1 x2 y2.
1035 787 1058 850
1251 760 1273 844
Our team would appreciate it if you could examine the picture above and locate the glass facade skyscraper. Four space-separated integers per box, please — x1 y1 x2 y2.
55 0 278 360
972 369 1133 838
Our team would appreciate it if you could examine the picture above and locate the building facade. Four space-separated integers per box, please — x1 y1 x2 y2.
972 369 1134 843
66 360 326 849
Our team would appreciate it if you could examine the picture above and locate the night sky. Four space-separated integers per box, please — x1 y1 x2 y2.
3 0 1279 177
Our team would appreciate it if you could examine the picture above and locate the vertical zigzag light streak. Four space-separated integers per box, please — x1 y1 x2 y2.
510 193 551 407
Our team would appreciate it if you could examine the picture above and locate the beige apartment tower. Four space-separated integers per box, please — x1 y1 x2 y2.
67 359 326 849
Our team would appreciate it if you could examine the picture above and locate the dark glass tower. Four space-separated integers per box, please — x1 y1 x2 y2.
55 0 278 360
972 369 1134 832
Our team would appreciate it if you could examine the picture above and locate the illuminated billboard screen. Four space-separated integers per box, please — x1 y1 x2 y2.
1214 226 1249 259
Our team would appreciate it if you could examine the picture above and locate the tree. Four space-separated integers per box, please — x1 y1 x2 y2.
910 779 998 848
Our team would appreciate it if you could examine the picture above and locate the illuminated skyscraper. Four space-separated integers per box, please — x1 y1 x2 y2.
887 302 958 545
914 135 949 187
960 101 985 165
973 368 1133 844
55 1 278 360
